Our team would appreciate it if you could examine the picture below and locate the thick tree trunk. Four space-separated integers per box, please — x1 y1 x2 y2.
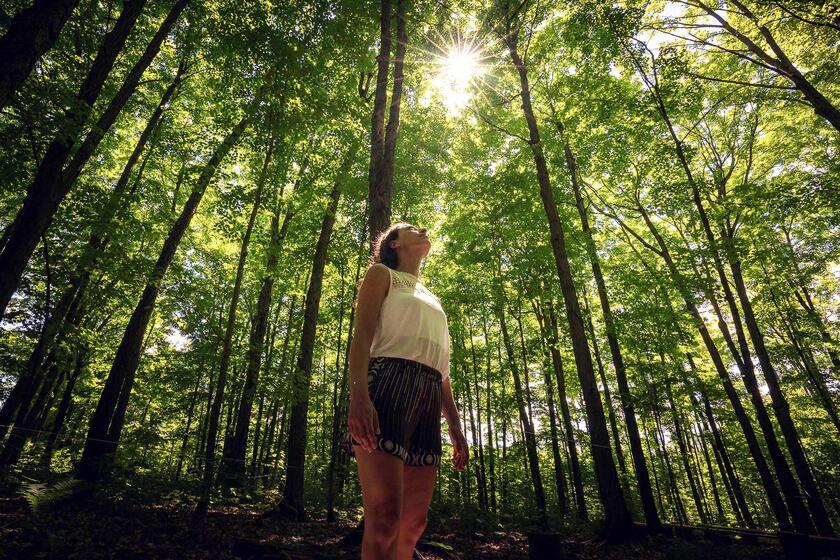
0 0 146 318
0 0 81 109
505 37 631 536
275 141 359 520
76 113 250 482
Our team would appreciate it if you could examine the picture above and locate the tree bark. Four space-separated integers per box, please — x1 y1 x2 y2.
503 31 631 536
0 0 81 109
0 0 147 318
275 140 360 520
76 113 250 482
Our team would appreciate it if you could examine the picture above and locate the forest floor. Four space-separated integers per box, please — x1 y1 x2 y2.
0 472 795 560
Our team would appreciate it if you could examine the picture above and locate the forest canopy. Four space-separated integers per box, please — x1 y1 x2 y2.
0 0 838 556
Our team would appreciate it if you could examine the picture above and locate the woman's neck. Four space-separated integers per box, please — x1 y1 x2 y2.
395 257 421 278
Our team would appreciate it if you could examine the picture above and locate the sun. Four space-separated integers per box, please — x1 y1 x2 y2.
425 37 486 116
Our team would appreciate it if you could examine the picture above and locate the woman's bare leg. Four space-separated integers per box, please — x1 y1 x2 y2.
396 464 437 560
354 443 404 559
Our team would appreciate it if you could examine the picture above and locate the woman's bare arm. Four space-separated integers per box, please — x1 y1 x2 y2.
346 263 389 451
441 376 461 429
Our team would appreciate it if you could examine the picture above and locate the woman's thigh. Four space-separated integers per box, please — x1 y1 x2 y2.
401 464 437 521
354 443 405 518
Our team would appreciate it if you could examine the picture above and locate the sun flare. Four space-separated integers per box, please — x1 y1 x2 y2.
426 37 486 116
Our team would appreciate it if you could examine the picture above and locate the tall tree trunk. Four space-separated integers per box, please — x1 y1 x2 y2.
558 123 660 528
367 0 393 246
39 346 86 468
221 197 292 486
494 263 547 527
532 298 568 513
0 0 81 109
482 313 498 513
327 215 367 521
466 314 489 511
697 383 755 528
547 300 587 520
723 231 835 535
193 129 275 520
664 375 707 524
275 140 360 520
0 62 183 447
613 200 793 532
0 0 145 317
503 30 630 536
76 113 250 482
581 286 627 479
629 41 817 533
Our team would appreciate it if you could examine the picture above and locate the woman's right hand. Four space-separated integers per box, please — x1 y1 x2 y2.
348 396 380 453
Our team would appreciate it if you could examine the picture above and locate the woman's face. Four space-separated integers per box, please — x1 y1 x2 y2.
392 224 430 256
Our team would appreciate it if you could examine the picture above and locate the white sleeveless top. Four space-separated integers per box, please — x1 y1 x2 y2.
368 262 450 381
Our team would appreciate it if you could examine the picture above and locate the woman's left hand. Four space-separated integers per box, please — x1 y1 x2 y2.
448 425 469 471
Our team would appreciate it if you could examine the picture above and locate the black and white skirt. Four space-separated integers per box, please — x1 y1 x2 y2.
339 356 443 467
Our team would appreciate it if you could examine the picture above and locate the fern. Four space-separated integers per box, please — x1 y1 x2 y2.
19 478 81 515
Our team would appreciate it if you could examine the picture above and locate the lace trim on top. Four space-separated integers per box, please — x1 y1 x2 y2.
386 266 439 302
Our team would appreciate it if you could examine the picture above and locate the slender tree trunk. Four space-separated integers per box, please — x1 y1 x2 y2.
276 140 360 520
482 313 498 513
558 124 660 528
494 265 547 527
0 0 81 109
39 346 86 468
367 0 393 246
547 300 587 520
533 298 568 513
193 128 275 519
327 215 367 520
724 232 835 535
466 314 489 510
221 197 292 486
76 113 250 482
615 201 793 532
0 62 183 447
664 376 707 524
504 34 630 535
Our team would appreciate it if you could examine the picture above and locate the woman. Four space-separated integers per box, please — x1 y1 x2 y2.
339 222 469 560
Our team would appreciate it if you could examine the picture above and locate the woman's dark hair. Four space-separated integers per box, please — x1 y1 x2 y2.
351 222 415 310
370 221 414 269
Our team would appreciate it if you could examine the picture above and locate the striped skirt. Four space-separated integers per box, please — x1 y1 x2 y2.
339 356 443 467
